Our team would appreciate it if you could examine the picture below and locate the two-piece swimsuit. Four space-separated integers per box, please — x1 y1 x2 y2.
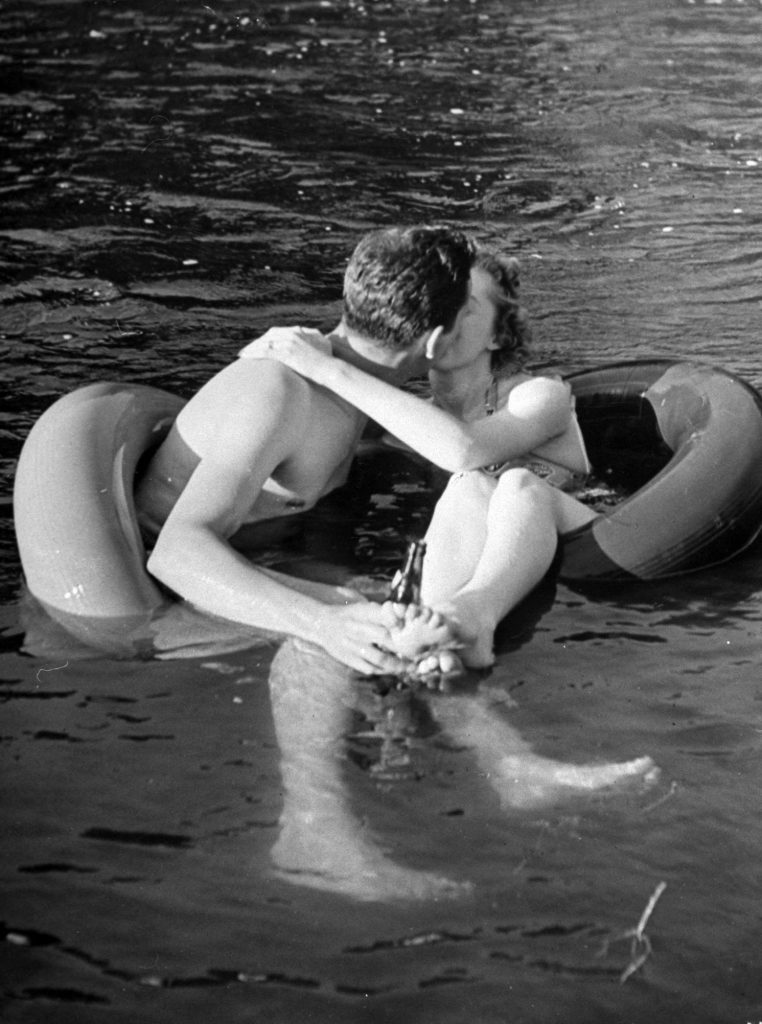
478 375 592 493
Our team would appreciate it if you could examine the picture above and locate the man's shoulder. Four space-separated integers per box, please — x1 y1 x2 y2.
207 356 313 406
178 357 314 455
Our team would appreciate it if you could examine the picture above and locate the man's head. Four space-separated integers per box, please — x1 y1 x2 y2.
342 226 475 352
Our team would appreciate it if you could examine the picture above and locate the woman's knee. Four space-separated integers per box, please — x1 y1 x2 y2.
494 467 548 501
438 470 496 511
493 469 595 534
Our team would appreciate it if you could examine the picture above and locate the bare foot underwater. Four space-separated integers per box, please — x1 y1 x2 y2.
270 815 470 903
492 752 658 809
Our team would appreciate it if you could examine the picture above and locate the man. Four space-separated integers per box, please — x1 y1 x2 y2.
135 226 475 674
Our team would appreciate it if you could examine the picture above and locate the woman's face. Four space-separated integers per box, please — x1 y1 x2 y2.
437 266 498 369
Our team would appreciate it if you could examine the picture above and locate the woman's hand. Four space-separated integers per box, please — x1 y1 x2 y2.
239 327 336 386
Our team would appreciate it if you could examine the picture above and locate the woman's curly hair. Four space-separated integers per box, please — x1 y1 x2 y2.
475 250 532 373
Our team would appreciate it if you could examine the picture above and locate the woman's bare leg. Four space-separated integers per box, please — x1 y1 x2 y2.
420 469 596 668
420 471 493 604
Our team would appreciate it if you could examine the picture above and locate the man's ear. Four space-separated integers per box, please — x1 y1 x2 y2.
424 325 446 361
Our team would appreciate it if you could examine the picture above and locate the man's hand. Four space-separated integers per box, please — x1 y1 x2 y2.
239 326 336 386
314 600 410 676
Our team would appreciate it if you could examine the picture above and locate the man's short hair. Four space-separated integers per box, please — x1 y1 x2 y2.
343 226 474 350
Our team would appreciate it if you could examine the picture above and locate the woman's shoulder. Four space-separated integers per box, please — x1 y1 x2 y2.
498 372 571 410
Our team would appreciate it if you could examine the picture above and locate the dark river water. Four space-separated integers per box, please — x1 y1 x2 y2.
3 1 762 1022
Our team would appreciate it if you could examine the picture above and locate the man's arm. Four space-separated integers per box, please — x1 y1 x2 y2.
146 362 404 674
241 330 572 472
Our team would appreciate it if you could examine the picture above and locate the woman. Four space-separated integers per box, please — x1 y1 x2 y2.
241 249 598 671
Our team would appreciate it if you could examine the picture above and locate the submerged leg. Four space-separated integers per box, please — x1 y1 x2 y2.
431 691 658 810
268 638 470 901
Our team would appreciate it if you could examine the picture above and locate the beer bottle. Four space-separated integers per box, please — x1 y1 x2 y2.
387 539 426 604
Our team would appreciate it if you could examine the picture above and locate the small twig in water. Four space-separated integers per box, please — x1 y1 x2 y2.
35 661 69 684
620 881 667 983
641 780 678 813
598 880 667 984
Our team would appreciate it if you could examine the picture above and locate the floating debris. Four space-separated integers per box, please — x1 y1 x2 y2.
599 881 667 984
